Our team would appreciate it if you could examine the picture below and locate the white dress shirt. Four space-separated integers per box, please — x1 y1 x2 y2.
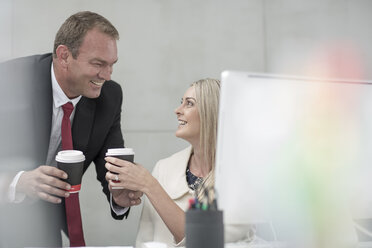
45 63 81 166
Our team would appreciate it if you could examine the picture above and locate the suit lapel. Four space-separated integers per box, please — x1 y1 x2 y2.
32 55 53 164
72 97 96 154
168 146 193 199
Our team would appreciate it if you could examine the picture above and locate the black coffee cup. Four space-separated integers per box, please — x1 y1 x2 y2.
106 148 135 189
56 150 85 193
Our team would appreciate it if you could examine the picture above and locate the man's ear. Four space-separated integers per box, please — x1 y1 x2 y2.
55 45 71 69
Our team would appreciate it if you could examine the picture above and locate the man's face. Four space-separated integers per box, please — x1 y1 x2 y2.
65 28 118 99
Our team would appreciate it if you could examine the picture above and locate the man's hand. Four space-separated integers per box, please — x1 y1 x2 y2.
17 165 71 204
110 187 143 207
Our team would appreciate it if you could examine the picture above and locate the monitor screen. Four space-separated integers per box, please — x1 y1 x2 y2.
215 71 372 246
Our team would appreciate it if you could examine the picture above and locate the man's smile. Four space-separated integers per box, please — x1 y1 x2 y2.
90 80 104 86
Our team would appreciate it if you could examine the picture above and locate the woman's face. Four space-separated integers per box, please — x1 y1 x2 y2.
174 86 200 145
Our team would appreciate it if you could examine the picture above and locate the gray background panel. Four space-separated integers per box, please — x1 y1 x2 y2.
1 0 371 246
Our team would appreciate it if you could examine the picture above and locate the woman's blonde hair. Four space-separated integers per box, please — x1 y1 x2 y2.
191 78 220 200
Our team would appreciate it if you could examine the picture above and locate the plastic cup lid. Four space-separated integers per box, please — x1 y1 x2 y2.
106 148 135 156
56 150 85 163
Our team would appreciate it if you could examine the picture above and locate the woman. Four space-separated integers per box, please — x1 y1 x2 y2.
105 78 247 247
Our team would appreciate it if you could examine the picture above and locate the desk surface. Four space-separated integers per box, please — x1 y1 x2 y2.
225 242 372 248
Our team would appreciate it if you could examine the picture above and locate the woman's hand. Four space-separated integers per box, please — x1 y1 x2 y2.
105 157 185 243
105 157 154 194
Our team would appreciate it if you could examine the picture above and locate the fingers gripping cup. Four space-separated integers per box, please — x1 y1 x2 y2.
106 148 135 189
56 150 85 193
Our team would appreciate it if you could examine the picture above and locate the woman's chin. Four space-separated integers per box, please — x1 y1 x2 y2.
175 129 187 139
175 131 181 138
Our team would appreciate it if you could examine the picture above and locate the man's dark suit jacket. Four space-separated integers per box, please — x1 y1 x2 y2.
0 53 128 247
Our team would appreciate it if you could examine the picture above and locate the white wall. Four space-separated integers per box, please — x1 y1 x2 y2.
1 0 371 246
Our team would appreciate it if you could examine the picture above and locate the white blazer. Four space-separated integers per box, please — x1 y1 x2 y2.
135 146 253 247
136 146 193 247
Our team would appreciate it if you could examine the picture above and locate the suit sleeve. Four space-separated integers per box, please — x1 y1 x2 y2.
93 82 128 220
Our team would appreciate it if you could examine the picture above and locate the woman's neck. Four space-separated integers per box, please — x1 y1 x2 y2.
189 148 211 178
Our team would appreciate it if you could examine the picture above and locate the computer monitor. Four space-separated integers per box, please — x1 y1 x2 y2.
215 71 372 246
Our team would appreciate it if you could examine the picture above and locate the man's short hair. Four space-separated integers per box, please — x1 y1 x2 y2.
53 11 119 58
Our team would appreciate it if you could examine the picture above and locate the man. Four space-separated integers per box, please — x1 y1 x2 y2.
0 11 142 247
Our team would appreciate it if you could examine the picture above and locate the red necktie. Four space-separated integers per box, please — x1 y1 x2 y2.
62 102 86 247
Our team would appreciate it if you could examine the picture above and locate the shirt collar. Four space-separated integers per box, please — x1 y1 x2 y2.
51 62 82 108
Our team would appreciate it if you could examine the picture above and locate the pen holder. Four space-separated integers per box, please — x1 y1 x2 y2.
185 209 224 248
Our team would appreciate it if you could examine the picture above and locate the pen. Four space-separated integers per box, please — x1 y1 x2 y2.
194 197 200 209
201 202 208 211
188 198 196 209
